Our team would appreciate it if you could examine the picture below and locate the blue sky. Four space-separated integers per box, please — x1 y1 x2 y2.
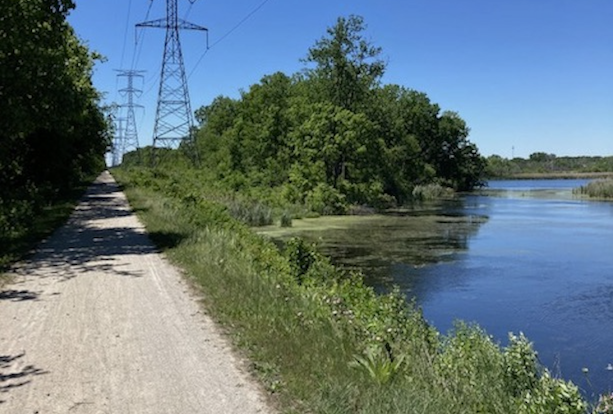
68 0 613 158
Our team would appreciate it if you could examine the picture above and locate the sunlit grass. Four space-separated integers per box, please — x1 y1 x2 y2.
115 167 592 414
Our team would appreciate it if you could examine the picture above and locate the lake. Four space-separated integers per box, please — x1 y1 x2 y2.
262 179 613 396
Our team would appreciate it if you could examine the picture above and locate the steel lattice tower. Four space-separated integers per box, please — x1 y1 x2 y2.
116 70 145 160
137 0 207 150
111 117 126 167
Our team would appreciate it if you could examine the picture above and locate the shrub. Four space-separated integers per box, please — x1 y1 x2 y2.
503 332 539 396
279 210 293 227
412 183 455 201
305 183 348 215
518 372 586 414
227 199 273 226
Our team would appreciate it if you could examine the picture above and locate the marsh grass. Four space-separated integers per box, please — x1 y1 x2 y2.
574 179 613 199
227 199 273 226
411 183 455 201
115 167 593 414
279 210 293 227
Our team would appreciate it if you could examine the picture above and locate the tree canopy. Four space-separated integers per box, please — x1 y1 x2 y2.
0 0 110 238
189 16 486 212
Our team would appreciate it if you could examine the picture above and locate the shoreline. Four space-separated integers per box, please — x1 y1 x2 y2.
489 172 613 180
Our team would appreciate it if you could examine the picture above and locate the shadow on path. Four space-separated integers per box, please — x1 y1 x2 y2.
0 290 39 302
12 174 159 283
0 353 47 405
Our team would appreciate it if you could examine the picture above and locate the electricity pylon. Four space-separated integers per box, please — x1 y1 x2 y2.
116 70 145 161
137 0 207 151
112 117 126 167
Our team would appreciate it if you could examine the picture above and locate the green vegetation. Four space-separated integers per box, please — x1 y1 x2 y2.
127 15 486 216
573 179 613 199
486 153 613 179
113 165 593 413
115 17 608 411
0 0 110 268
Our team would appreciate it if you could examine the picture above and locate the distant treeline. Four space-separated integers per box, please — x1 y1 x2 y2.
486 152 613 179
0 0 109 260
126 16 486 213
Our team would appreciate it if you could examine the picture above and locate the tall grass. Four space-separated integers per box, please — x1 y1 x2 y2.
411 183 455 201
114 166 591 414
574 179 613 199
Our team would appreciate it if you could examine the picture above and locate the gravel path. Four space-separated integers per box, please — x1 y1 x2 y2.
0 171 273 413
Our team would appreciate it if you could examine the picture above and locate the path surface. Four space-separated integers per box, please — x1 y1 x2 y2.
0 172 273 413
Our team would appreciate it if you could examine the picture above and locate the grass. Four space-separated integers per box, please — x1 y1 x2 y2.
573 179 613 199
113 166 592 414
411 183 455 201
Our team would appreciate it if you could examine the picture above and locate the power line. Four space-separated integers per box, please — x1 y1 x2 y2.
120 0 133 69
132 0 155 70
187 0 272 79
212 0 272 50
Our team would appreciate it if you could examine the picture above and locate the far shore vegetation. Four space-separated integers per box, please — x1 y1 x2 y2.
485 152 613 180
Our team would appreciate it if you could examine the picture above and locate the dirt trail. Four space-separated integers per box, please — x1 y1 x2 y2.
0 171 273 413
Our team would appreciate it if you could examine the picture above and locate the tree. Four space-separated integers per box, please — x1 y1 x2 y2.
290 102 376 189
303 15 385 112
433 111 485 190
190 15 486 213
0 0 109 237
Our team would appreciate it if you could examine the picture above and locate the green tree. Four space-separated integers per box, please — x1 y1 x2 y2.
433 111 485 190
0 0 109 237
303 15 385 112
290 102 377 189
191 15 486 212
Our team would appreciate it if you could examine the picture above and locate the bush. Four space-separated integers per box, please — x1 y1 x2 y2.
411 183 455 201
518 372 586 414
305 183 348 215
279 210 293 227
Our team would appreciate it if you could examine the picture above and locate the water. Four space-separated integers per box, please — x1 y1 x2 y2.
264 179 613 396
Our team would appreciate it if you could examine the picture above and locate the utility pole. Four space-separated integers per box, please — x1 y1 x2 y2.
116 70 145 158
136 0 207 152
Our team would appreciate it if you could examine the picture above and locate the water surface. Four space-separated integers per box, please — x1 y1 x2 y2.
262 179 613 395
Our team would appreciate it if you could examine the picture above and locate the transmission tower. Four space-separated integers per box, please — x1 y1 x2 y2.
137 0 207 151
112 117 126 167
116 70 145 161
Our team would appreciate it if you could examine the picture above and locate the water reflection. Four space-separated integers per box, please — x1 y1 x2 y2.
263 199 488 292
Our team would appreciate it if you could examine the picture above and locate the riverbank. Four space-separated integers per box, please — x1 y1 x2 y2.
492 172 613 180
112 166 594 414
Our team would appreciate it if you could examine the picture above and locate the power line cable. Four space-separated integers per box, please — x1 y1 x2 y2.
183 1 194 20
120 0 133 69
187 0 272 79
132 0 155 70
